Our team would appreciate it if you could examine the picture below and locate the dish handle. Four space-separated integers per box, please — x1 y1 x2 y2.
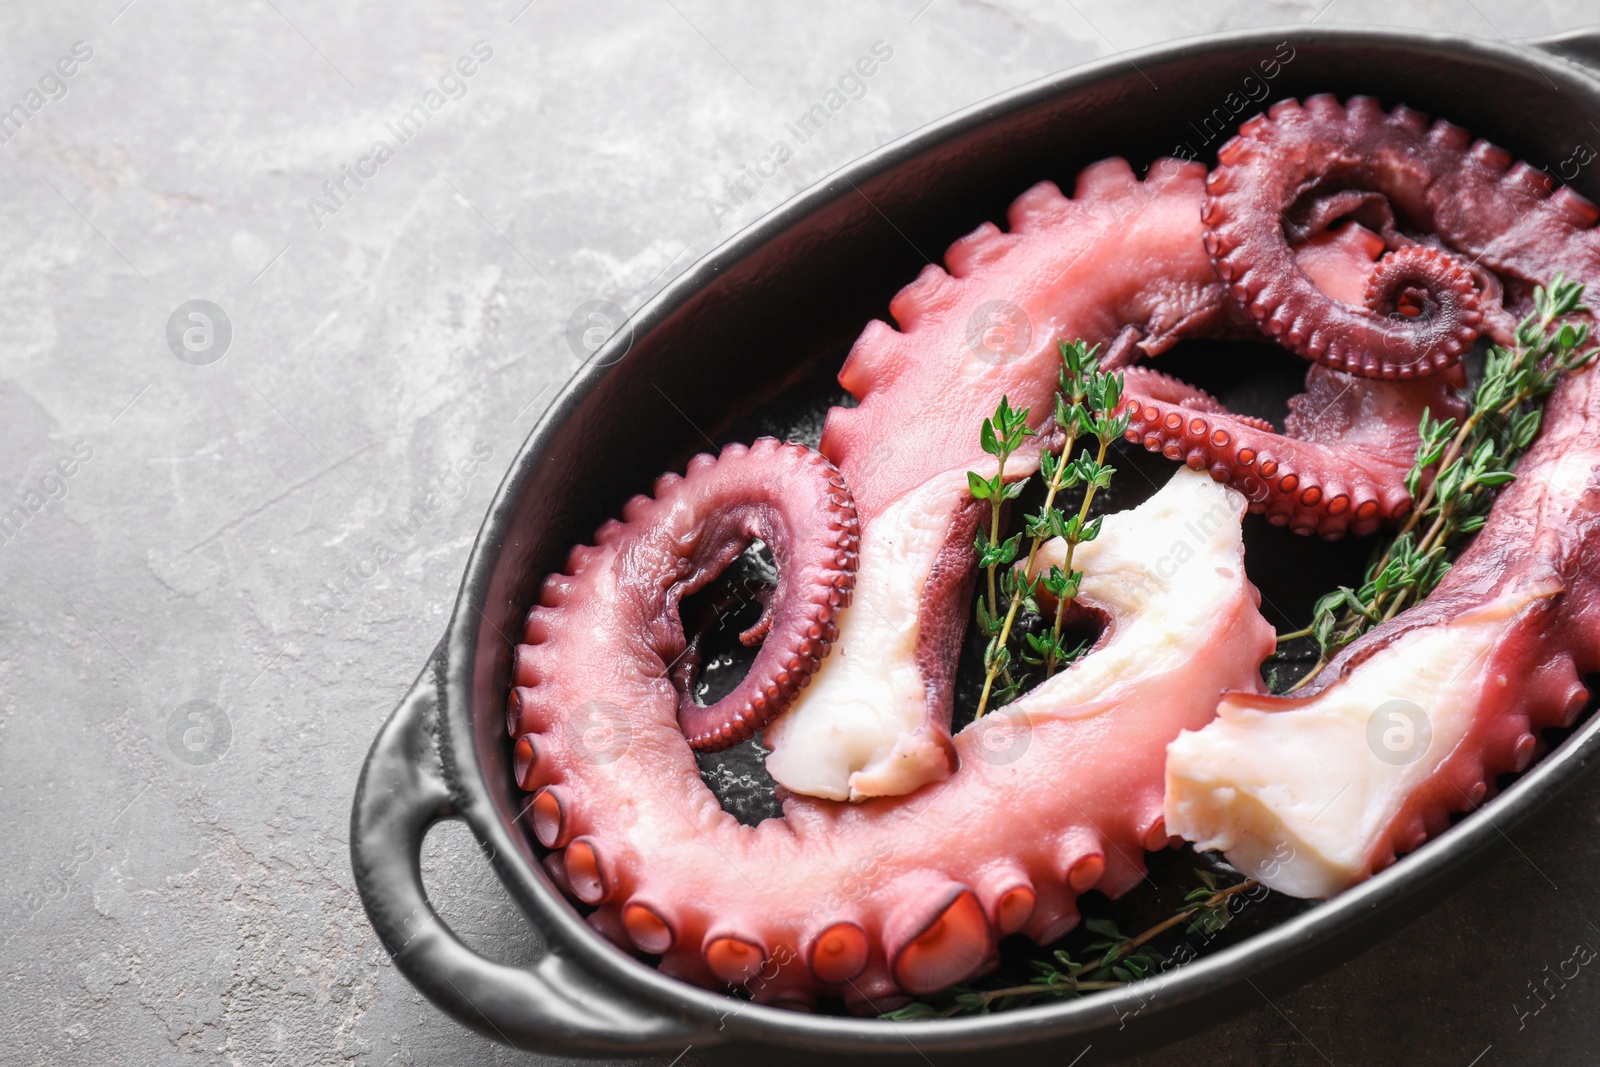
350 647 706 1054
1528 27 1600 77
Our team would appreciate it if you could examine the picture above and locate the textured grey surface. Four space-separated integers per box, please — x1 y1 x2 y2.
3 1 1600 1064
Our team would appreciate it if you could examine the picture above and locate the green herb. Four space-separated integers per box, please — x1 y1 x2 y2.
1280 276 1596 693
971 340 1129 718
969 394 1034 709
881 874 1260 1019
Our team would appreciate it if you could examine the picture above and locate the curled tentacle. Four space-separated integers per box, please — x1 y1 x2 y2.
1167 97 1600 889
510 439 858 753
1204 94 1489 378
502 95 1600 1015
1361 244 1480 348
1119 364 1464 538
510 470 1274 1006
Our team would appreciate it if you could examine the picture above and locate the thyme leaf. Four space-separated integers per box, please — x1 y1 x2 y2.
971 340 1128 717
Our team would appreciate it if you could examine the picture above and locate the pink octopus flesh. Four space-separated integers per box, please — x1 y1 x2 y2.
503 95 1600 1009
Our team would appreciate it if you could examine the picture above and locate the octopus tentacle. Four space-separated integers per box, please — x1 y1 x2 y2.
1120 400 1396 539
1204 94 1489 378
1167 114 1600 889
1167 359 1600 896
764 157 1232 801
1118 363 1464 538
510 438 859 754
503 95 1600 1015
511 470 1274 1007
1121 107 1508 537
1361 244 1479 335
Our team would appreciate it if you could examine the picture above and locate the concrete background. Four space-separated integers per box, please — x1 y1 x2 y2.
2 1 1599 1064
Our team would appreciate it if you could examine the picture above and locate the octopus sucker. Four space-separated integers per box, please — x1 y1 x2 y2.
888 884 995 996
623 901 676 954
515 437 858 759
1169 358 1600 897
510 470 1272 1003
766 154 1234 799
810 921 871 983
1201 93 1504 380
506 96 1600 1008
1119 363 1436 538
1551 185 1600 228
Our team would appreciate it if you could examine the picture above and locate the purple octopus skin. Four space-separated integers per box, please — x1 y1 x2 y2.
510 439 859 752
1201 95 1490 379
1166 97 1600 896
1120 93 1600 538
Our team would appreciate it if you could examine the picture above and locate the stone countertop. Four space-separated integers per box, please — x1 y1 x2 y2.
2 1 1598 1064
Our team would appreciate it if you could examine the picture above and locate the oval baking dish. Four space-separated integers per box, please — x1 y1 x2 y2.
352 25 1600 1064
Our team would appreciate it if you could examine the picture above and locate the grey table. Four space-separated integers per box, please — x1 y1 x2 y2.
3 2 1599 1064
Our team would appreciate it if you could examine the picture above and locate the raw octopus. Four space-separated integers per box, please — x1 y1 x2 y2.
506 94 1600 1009
1166 97 1600 896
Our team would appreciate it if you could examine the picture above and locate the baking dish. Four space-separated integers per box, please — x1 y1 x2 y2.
351 25 1600 1063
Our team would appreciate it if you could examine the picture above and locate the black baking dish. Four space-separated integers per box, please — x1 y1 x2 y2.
351 24 1600 1064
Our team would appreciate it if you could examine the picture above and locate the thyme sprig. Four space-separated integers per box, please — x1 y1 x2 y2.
881 873 1259 1019
969 395 1033 706
970 341 1129 717
1284 276 1596 692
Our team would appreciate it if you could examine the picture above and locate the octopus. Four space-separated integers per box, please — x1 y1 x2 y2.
505 95 1600 1011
